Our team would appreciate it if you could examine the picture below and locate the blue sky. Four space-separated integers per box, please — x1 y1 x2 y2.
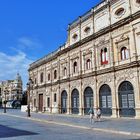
0 0 101 89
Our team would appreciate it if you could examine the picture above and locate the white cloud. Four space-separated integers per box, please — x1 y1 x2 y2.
18 37 42 49
0 51 33 89
0 36 44 89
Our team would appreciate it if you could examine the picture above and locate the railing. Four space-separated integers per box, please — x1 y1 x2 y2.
81 10 92 22
69 0 109 29
30 49 59 68
94 0 108 12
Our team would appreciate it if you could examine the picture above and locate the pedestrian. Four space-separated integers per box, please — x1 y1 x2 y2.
97 108 101 121
88 108 94 124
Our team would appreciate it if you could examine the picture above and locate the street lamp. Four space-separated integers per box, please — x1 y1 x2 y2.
3 87 9 113
26 78 33 117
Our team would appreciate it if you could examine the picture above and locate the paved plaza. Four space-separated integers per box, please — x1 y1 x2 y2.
0 110 140 140
0 109 140 139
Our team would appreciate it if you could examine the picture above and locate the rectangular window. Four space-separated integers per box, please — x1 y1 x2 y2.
122 95 128 108
102 96 106 108
86 97 89 108
47 97 50 107
107 96 112 108
62 98 67 108
129 101 134 108
73 98 76 108
40 73 44 83
54 93 57 102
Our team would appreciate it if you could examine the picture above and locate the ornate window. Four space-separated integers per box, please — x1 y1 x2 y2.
54 70 57 79
64 67 67 76
115 8 125 16
48 73 50 81
40 72 44 83
73 61 77 73
101 48 108 65
84 27 91 34
121 47 129 60
86 59 91 70
72 34 78 41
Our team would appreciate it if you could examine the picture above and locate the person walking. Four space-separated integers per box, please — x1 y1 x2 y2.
88 108 94 124
96 108 101 121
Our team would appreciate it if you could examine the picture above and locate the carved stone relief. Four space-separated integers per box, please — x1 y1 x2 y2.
70 80 80 90
116 69 135 87
52 86 58 93
82 77 95 90
60 83 69 93
70 53 79 60
97 73 113 87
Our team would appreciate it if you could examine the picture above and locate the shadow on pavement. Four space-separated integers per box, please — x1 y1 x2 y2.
0 125 38 138
129 139 140 140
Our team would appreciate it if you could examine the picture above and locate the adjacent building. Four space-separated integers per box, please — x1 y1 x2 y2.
29 0 140 118
0 73 23 106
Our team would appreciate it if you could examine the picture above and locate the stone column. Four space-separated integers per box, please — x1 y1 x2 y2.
94 78 98 110
36 91 39 112
67 84 71 115
79 80 83 116
135 68 140 119
43 90 46 112
50 87 53 113
67 93 71 114
111 75 118 118
58 88 61 114
129 27 137 62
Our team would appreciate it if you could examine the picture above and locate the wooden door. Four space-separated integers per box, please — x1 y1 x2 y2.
39 94 43 112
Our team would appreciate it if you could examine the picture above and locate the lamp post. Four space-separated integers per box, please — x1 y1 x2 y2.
26 78 33 117
3 87 9 113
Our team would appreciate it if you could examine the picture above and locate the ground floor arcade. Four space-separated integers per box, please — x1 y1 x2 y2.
31 68 140 119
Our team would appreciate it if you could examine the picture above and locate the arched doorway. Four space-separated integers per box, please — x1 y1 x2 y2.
61 90 67 114
84 87 93 114
99 84 112 116
71 89 79 114
118 81 135 117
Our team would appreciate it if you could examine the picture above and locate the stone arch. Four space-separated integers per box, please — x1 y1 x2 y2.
84 86 94 114
99 84 112 116
71 88 79 114
61 90 68 114
118 81 136 117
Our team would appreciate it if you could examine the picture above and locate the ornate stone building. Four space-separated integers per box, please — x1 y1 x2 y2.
0 73 23 105
29 0 140 118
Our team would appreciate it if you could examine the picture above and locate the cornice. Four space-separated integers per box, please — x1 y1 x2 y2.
35 61 140 89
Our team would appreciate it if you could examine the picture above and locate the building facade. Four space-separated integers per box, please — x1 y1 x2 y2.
0 73 23 106
29 0 140 118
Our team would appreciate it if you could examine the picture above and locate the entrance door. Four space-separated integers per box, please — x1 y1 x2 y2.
118 81 135 117
39 94 43 112
71 89 79 114
61 91 67 113
99 84 112 116
84 87 93 114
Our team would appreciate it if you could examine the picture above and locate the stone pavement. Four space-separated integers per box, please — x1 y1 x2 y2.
0 109 140 137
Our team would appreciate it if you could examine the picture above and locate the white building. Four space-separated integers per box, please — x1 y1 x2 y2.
29 0 140 118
